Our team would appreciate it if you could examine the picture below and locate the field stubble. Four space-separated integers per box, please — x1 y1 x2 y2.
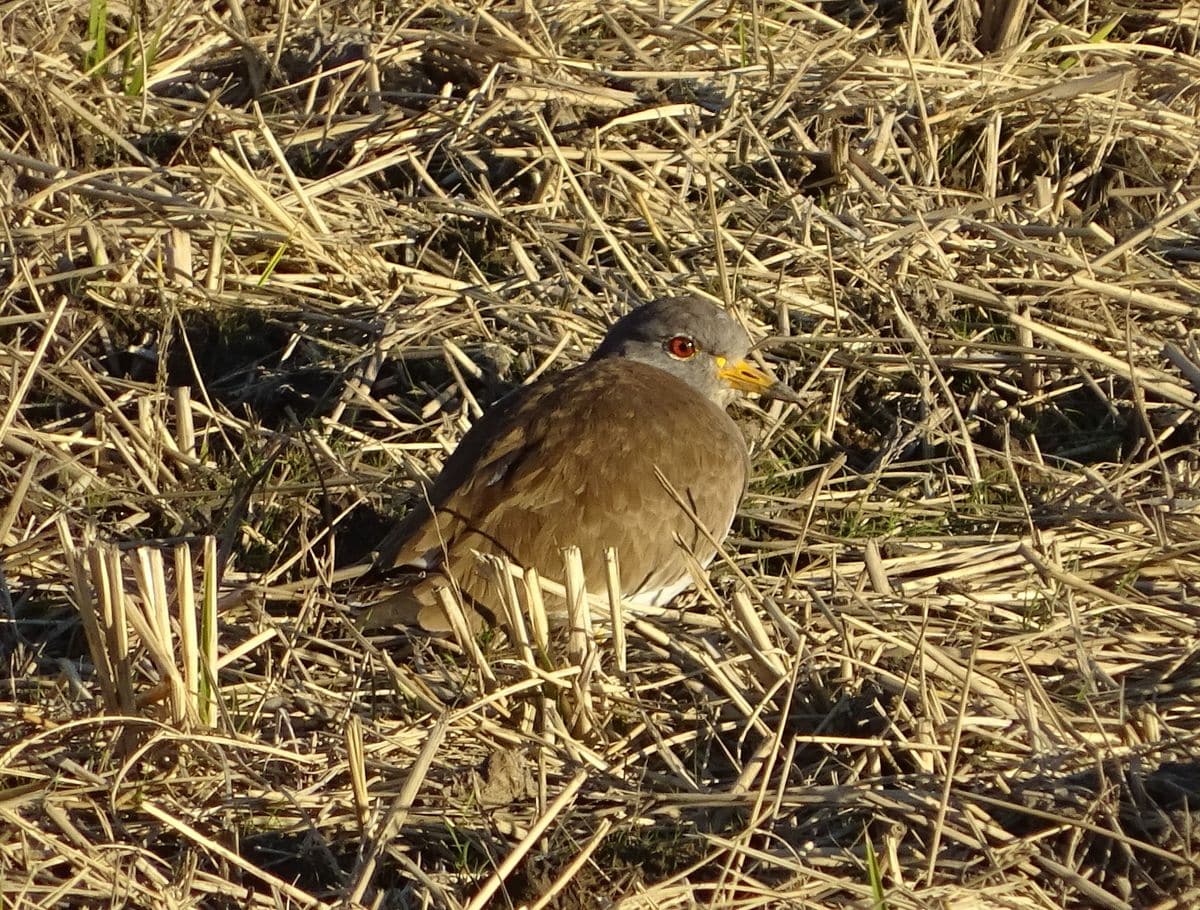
2 1 1200 907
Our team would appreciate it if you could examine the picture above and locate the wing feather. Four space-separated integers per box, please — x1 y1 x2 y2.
371 358 748 615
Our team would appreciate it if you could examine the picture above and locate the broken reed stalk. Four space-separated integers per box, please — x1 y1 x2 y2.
66 538 221 728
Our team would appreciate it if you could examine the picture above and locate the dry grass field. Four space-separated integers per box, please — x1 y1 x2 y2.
3 0 1200 907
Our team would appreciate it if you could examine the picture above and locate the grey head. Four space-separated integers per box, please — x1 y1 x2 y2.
592 297 792 408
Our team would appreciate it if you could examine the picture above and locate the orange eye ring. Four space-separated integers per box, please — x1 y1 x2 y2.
665 335 697 359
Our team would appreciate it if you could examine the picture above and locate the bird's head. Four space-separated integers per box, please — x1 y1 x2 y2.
592 297 801 408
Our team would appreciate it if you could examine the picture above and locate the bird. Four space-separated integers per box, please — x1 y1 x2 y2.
360 296 801 633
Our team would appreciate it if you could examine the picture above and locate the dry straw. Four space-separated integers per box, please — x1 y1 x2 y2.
2 0 1200 908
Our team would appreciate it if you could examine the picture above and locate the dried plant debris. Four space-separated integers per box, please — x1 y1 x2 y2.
2 0 1200 908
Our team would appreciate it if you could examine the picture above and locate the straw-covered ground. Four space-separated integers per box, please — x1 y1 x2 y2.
3 0 1200 907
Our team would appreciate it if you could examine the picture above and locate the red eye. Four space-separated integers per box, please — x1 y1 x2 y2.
666 335 697 359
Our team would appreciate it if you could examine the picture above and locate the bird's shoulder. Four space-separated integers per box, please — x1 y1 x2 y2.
478 357 745 471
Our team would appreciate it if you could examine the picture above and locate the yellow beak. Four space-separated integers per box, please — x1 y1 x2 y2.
717 357 804 403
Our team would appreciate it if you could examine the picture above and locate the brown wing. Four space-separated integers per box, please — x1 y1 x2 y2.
371 358 748 616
